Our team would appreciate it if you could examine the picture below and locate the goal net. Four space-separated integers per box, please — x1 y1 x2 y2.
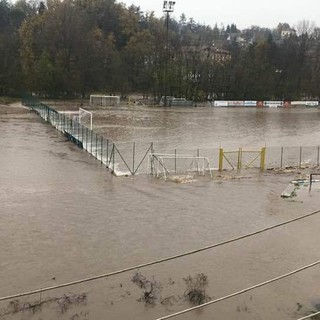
90 95 120 106
148 153 212 180
78 108 92 130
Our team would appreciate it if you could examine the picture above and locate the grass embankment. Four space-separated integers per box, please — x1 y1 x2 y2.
0 96 20 105
0 97 27 115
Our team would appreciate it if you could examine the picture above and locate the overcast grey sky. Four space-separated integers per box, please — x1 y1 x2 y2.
119 0 320 30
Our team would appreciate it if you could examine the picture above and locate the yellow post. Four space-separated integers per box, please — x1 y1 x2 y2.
237 147 242 169
260 147 266 171
219 148 224 171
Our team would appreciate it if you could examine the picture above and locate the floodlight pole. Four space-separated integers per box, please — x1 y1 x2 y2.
163 1 175 107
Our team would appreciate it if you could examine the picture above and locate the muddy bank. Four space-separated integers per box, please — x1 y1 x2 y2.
0 103 29 115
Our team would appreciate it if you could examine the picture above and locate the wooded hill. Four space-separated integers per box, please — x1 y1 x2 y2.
1 0 320 101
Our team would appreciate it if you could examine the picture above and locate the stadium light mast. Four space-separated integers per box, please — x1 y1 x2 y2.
162 1 175 106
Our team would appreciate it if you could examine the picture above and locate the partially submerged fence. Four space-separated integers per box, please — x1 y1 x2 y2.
24 99 320 178
218 146 320 171
218 147 266 171
24 101 152 176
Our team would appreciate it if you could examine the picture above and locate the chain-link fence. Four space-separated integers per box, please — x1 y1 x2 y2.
25 101 153 176
25 100 320 177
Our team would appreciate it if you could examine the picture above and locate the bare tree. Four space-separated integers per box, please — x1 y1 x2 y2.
296 20 316 36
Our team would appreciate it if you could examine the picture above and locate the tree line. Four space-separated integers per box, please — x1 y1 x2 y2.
1 0 320 101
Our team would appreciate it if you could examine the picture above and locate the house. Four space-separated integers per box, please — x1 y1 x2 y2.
281 28 296 38
182 44 231 64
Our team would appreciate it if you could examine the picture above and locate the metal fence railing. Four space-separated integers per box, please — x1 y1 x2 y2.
25 101 153 176
24 99 320 177
216 146 320 171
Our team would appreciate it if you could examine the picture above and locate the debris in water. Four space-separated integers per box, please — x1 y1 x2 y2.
183 273 210 306
280 174 319 198
166 175 197 183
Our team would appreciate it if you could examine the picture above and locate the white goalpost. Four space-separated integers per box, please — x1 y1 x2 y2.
78 108 92 130
89 95 120 106
58 108 93 130
148 153 212 180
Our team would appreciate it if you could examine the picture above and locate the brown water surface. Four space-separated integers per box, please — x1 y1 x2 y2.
1 105 320 320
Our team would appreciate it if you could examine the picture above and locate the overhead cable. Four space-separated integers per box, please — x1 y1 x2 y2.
0 208 320 302
155 260 320 320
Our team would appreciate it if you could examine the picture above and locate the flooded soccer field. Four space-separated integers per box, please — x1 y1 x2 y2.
1 104 320 320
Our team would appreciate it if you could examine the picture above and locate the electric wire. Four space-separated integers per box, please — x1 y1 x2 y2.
154 260 320 320
0 208 319 302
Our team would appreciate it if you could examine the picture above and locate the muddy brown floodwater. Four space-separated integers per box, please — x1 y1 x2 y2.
1 104 320 320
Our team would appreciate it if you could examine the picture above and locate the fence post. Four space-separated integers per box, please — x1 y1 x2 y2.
106 139 109 166
318 146 320 166
219 148 224 171
197 148 200 173
299 146 302 168
132 142 136 174
260 147 266 171
95 133 98 158
86 127 88 151
112 143 115 172
174 149 177 173
280 147 283 168
81 125 84 144
77 120 79 139
101 136 103 163
90 130 93 154
150 142 154 175
237 147 242 170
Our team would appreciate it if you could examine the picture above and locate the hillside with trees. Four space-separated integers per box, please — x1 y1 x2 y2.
1 0 320 101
